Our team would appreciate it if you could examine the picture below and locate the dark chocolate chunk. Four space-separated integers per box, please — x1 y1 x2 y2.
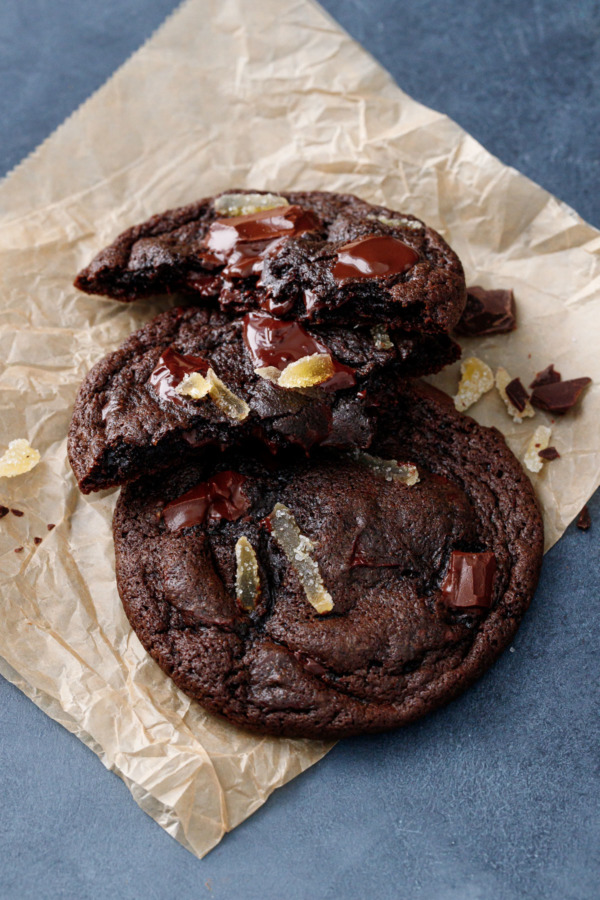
47 523 56 531
576 505 591 531
538 446 560 461
530 364 561 389
149 348 209 405
332 235 419 283
33 536 43 545
530 378 591 414
11 509 24 517
14 546 23 553
202 205 319 280
0 505 9 519
455 286 516 336
242 312 355 391
441 551 497 609
163 471 250 532
505 377 530 413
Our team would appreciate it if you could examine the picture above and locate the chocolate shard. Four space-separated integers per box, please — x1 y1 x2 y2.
538 446 560 461
441 550 497 609
576 505 591 531
505 377 530 413
530 364 561 389
530 377 591 415
455 286 516 337
0 505 9 519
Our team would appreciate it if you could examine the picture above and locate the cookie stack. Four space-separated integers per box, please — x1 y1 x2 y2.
68 190 543 738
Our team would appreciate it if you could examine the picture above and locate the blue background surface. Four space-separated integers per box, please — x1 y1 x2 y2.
1 2 599 898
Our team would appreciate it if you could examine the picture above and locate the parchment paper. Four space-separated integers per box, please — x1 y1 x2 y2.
0 0 599 860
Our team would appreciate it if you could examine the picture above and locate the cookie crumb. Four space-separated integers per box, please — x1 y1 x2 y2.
11 508 24 517
576 505 591 531
34 536 43 545
14 546 23 553
0 505 9 519
47 523 55 531
538 446 560 461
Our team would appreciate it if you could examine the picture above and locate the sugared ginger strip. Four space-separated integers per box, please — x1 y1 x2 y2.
0 439 40 478
268 503 333 614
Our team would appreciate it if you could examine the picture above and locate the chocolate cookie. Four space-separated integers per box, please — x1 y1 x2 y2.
113 380 543 739
75 190 466 332
68 305 459 493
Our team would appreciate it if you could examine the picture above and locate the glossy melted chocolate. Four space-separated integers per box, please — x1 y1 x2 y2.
149 348 209 404
242 311 356 391
441 551 496 609
202 205 319 280
163 471 250 531
332 234 419 283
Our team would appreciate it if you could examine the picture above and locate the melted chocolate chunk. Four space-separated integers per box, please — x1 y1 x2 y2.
538 446 560 461
149 348 209 404
530 364 561 389
332 234 419 283
202 205 319 280
242 312 356 391
441 551 496 609
0 506 9 519
163 471 250 532
576 505 591 531
455 286 516 337
505 377 530 413
530 378 591 415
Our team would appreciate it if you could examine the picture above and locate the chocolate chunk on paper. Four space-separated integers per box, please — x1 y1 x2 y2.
455 286 516 336
531 378 591 414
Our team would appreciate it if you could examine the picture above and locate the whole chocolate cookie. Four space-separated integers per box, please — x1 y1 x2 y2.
113 380 543 739
75 190 466 332
68 305 459 493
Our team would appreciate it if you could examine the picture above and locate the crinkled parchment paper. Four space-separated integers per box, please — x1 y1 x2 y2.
0 0 599 860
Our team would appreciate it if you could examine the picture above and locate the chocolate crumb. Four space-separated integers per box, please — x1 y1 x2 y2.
14 546 23 553
47 523 55 531
505 377 530 413
531 378 591 415
0 505 9 519
538 446 560 461
576 506 591 531
34 536 43 545
530 364 561 389
11 508 24 517
455 286 516 337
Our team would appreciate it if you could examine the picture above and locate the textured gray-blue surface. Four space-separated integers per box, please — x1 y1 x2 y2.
1 2 599 898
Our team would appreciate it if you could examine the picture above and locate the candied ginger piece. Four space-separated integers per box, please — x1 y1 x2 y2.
277 354 335 389
368 213 423 231
370 324 393 350
254 366 282 384
0 439 41 478
524 425 552 474
177 368 250 421
268 503 333 614
213 193 289 218
206 369 250 421
176 372 210 400
496 367 535 422
454 356 494 412
352 450 419 485
235 536 260 611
